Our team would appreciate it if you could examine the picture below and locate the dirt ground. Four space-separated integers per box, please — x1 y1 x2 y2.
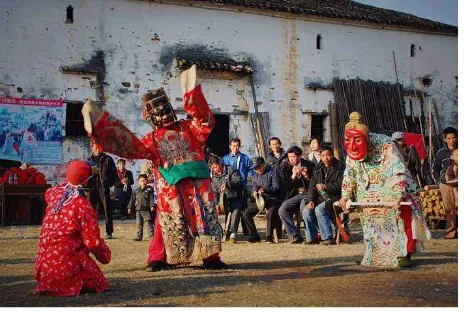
0 216 458 307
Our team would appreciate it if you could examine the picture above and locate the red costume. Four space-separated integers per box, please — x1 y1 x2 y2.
34 161 111 296
82 66 223 269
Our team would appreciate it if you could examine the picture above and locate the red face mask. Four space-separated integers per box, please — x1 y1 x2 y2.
344 129 368 160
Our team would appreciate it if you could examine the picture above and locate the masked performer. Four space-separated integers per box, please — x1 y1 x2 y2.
338 112 430 268
34 160 111 296
82 65 225 271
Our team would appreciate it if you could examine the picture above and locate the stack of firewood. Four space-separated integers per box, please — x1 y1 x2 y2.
419 185 445 218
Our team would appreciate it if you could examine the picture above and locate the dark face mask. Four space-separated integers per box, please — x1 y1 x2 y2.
142 88 177 129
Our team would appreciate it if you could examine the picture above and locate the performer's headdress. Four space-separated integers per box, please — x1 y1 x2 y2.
344 111 369 136
141 88 177 129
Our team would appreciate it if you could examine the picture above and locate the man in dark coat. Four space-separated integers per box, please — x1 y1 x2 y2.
303 146 345 244
250 156 283 243
114 159 134 219
209 156 244 244
278 146 315 244
266 137 287 174
88 140 117 239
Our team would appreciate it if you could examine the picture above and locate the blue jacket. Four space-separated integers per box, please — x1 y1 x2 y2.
221 152 253 185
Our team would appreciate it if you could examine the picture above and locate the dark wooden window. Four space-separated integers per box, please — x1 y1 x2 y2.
311 114 325 139
410 44 416 57
65 101 86 137
316 34 322 50
66 5 74 23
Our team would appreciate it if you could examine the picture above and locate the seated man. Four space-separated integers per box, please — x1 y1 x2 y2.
250 156 283 243
440 148 458 239
303 146 345 245
433 127 458 239
209 156 244 244
278 146 315 244
34 161 111 296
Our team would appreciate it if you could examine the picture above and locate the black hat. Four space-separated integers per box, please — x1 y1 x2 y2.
252 156 265 169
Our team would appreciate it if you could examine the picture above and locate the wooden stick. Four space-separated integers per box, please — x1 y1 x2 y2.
249 74 266 158
392 51 408 131
428 99 433 163
348 201 412 206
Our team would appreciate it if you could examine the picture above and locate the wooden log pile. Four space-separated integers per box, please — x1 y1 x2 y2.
419 185 445 219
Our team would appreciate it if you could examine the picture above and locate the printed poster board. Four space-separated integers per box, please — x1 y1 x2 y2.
0 97 63 164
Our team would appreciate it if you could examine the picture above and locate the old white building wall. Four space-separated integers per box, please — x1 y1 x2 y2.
0 0 457 184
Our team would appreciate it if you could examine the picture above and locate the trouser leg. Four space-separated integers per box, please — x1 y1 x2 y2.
439 183 457 232
242 204 259 237
240 189 249 235
265 200 280 238
228 199 242 234
278 194 305 237
399 205 415 254
301 205 318 241
147 214 154 238
314 201 334 240
99 187 113 235
135 211 143 239
147 212 166 264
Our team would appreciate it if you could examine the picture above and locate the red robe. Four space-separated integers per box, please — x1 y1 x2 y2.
34 182 111 296
89 85 222 265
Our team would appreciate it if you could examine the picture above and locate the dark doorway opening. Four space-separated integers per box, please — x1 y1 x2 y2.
207 114 230 157
310 114 325 140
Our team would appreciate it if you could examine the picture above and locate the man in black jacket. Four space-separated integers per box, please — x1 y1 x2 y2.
266 137 287 175
88 140 117 239
303 146 345 244
114 159 135 219
278 146 315 244
209 156 244 244
250 156 283 243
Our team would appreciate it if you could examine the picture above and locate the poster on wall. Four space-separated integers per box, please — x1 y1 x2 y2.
0 97 63 164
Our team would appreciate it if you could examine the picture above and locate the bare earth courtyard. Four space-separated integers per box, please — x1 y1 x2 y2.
0 217 458 307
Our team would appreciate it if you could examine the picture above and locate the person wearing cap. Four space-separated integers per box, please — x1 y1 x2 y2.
209 156 243 244
391 132 422 184
34 160 111 297
249 156 283 243
338 112 430 268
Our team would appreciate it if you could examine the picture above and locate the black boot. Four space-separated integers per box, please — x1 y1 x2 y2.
291 234 303 244
202 259 228 270
146 261 167 272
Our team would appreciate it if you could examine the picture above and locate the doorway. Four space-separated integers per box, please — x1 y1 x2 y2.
207 114 230 157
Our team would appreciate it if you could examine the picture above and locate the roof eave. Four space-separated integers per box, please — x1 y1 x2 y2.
142 0 457 36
